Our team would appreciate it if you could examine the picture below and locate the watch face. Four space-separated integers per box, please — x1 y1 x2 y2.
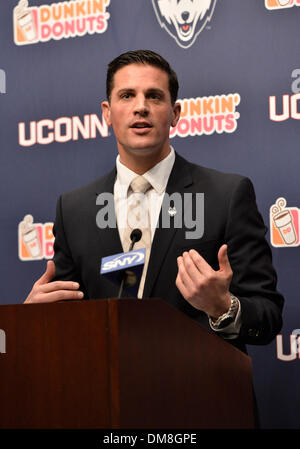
217 316 234 329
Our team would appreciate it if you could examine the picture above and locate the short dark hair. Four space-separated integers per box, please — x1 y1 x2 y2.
106 49 179 104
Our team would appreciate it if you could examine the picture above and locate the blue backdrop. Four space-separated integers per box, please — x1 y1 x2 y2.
0 0 299 429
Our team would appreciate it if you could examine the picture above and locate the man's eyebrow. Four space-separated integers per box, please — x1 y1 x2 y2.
117 88 135 95
116 88 166 96
146 88 165 96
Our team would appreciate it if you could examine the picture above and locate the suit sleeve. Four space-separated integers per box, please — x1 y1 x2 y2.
225 177 284 345
52 195 84 289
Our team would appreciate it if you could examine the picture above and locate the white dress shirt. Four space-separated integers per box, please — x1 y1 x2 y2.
114 147 175 243
113 147 241 338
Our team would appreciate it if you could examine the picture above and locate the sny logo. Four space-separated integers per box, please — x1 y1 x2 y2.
152 0 217 49
101 251 145 272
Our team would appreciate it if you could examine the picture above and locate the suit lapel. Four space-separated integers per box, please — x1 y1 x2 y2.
143 154 193 298
94 155 196 298
94 167 123 258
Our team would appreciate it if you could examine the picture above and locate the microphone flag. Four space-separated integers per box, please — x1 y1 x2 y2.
100 248 146 297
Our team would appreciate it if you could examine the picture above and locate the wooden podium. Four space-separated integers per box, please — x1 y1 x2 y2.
0 299 254 429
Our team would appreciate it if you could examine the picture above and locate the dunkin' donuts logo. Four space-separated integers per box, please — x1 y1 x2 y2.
18 215 54 260
170 94 240 138
265 0 300 9
13 0 110 46
270 198 300 247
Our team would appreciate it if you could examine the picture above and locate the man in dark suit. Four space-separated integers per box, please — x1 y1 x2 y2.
25 50 284 354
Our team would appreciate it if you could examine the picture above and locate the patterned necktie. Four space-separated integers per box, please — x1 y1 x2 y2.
122 176 152 298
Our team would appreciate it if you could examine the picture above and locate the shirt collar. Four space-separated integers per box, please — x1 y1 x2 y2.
116 146 175 195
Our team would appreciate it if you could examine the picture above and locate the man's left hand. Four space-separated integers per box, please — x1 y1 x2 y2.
176 244 233 320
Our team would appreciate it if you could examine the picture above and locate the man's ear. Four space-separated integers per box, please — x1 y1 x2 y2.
171 101 181 127
101 101 112 126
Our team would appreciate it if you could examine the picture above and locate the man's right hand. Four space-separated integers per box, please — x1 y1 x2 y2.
24 260 84 304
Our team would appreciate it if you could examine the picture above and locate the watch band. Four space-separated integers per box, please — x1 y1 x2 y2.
209 294 239 329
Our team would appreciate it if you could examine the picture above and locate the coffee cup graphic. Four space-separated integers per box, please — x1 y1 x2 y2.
20 214 41 258
272 198 297 245
14 0 37 42
278 0 291 6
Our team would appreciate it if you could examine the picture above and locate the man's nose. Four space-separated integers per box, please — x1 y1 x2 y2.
134 95 149 115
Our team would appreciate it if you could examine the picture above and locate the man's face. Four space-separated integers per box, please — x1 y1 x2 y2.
102 63 181 163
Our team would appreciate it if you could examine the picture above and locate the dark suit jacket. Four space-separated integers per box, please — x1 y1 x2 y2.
53 153 284 353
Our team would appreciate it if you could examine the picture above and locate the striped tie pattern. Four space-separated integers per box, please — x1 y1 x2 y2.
122 176 152 298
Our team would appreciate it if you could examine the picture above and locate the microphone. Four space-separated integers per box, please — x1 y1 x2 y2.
118 229 142 298
100 229 145 298
128 228 142 251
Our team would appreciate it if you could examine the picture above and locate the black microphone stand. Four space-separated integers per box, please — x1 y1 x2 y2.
117 229 142 299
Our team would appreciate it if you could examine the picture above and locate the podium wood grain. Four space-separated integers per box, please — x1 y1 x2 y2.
0 299 254 428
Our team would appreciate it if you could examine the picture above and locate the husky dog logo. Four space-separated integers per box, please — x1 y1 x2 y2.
152 0 217 49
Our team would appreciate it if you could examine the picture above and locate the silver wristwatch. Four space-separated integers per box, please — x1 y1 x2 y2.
210 294 239 329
